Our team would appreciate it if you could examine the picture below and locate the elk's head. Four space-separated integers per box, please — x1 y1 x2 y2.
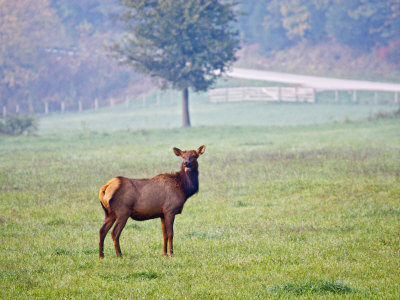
173 145 206 173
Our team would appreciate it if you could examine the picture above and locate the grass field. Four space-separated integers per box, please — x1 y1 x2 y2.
1 100 400 299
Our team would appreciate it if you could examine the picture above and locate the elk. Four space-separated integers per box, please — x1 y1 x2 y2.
98 145 206 258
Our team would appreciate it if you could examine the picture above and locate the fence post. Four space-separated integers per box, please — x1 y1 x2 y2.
45 102 49 115
109 98 114 107
16 104 19 114
278 87 281 102
312 88 316 103
125 97 130 107
2 106 6 117
61 101 65 113
29 102 34 116
394 92 398 105
94 98 99 111
142 95 146 107
78 101 82 112
295 87 298 102
352 90 357 103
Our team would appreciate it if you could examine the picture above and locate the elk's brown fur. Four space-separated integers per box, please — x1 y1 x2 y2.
98 145 205 258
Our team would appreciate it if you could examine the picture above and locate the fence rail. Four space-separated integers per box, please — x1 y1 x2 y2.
208 87 316 103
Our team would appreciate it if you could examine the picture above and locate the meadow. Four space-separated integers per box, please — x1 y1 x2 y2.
0 97 399 299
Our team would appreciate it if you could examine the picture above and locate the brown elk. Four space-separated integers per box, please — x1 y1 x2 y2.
98 145 206 258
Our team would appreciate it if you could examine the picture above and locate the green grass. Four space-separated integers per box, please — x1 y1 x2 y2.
1 101 399 299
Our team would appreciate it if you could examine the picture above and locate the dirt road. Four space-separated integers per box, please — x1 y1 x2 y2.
227 68 400 92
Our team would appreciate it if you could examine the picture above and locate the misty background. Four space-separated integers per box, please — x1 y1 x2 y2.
1 0 399 115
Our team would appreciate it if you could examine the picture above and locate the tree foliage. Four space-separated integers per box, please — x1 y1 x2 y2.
0 0 61 107
0 0 142 114
114 0 240 92
239 0 400 62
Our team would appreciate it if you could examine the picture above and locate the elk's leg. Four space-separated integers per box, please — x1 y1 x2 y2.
99 216 116 259
111 215 129 257
164 213 175 256
160 217 167 256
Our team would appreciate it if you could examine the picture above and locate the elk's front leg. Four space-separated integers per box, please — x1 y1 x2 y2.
164 213 175 256
160 217 167 256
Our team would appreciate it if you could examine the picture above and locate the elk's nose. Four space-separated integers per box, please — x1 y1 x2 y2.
184 162 190 167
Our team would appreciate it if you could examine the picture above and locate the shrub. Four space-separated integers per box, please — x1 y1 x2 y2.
0 115 38 135
268 279 355 296
367 108 400 121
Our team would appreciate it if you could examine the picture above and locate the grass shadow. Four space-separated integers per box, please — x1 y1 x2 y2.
267 279 355 296
100 271 158 281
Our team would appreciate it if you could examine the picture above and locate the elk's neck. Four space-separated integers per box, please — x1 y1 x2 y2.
179 168 199 198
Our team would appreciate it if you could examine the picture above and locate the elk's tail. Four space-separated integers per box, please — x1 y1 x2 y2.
99 177 121 216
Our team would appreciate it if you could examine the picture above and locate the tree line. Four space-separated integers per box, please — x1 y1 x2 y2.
0 0 143 114
239 0 399 61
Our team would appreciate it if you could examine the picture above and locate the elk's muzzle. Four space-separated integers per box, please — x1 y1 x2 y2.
184 162 191 173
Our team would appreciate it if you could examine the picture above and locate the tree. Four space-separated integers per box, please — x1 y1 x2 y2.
263 0 327 46
324 0 399 51
113 0 240 127
350 0 400 63
325 0 375 49
279 0 310 41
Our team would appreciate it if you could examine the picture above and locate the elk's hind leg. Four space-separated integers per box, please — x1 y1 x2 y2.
99 215 115 258
161 217 167 256
111 215 129 257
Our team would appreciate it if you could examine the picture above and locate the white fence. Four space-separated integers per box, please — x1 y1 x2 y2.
208 87 316 103
2 97 127 117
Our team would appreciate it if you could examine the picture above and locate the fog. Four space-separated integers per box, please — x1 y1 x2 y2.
1 0 399 124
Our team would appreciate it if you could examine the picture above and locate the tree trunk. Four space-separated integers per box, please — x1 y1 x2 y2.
182 87 191 127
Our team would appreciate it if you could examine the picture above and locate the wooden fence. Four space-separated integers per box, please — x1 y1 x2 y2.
208 87 316 103
2 98 128 117
1 90 173 117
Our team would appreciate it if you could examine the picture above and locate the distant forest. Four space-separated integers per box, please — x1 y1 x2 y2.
1 0 399 113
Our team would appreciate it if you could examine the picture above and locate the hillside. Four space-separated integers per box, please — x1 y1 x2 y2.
236 42 400 83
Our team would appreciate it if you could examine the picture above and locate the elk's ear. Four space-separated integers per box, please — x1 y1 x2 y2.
197 145 206 155
173 147 182 157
